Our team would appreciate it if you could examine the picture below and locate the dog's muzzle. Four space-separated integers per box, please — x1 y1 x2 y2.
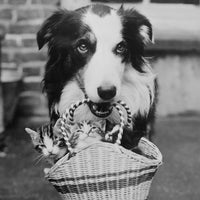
88 101 113 118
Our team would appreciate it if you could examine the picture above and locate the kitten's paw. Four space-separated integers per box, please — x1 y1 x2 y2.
44 168 50 174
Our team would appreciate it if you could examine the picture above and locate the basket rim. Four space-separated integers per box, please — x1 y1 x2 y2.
45 137 162 178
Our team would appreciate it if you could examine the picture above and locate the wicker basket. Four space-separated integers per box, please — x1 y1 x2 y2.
45 137 162 200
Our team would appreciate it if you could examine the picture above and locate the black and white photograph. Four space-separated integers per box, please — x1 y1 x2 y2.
0 0 200 199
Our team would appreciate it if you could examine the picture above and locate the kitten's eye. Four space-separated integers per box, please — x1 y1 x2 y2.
77 42 88 54
54 136 60 141
58 141 66 148
35 145 43 153
115 41 127 54
35 145 40 150
91 127 97 131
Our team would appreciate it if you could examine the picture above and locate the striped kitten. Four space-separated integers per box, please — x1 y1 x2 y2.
69 120 106 153
25 123 68 165
54 119 106 153
25 120 106 164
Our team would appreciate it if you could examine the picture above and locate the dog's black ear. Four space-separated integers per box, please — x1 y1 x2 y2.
37 10 65 50
118 7 153 45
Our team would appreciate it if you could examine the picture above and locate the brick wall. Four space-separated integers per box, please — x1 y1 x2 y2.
1 0 59 80
0 0 59 120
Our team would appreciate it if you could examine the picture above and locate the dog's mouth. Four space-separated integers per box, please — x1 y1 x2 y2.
88 101 113 118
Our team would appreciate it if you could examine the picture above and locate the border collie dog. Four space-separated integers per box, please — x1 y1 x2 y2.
37 4 157 149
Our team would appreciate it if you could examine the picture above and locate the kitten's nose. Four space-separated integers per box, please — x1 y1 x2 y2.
48 150 53 154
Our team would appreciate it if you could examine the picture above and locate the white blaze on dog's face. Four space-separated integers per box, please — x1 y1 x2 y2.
82 9 124 103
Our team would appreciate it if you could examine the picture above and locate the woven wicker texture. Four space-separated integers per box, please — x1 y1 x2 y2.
46 137 162 200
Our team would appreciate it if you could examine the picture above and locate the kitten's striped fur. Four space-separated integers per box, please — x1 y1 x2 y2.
25 120 106 163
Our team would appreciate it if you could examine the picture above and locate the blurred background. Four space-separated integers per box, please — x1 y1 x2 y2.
0 0 200 200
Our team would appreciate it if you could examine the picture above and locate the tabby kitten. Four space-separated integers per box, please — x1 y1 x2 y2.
25 123 68 165
68 120 106 153
25 120 106 164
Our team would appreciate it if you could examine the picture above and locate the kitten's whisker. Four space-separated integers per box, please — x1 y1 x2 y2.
35 156 44 165
33 154 43 161
34 154 45 165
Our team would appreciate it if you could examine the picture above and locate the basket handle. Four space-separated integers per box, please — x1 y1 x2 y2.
60 99 132 149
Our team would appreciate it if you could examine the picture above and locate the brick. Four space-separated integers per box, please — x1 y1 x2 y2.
23 66 41 76
17 91 48 116
17 9 44 21
21 61 45 77
8 0 27 5
4 34 37 47
21 61 45 69
0 22 9 35
1 67 22 82
0 8 12 20
32 0 58 5
22 76 43 91
4 34 23 46
9 23 41 34
21 36 37 47
22 80 42 91
2 48 47 62
2 62 18 70
15 51 47 62
2 38 19 47
2 51 14 62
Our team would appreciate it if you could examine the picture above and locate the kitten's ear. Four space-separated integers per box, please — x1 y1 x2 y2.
94 120 106 132
25 128 39 141
53 118 62 134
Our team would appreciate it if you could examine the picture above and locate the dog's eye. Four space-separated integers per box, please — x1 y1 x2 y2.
77 43 88 54
115 42 127 54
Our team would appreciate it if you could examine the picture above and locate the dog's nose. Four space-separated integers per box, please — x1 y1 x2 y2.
97 86 116 100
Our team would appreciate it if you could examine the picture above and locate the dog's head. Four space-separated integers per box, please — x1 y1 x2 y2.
37 4 155 120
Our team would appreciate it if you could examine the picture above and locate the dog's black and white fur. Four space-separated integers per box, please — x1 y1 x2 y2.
37 4 157 149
